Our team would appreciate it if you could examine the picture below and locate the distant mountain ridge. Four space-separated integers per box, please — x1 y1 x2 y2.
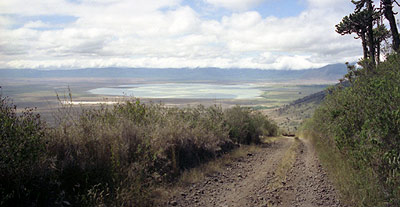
0 64 348 82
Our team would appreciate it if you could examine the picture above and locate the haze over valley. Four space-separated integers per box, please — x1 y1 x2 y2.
0 64 346 123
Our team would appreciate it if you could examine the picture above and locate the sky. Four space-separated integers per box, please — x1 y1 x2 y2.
0 0 363 70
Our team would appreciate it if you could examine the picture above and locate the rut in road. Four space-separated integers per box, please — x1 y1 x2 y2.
167 137 347 207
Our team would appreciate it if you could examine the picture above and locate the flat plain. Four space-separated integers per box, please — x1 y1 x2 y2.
0 77 330 122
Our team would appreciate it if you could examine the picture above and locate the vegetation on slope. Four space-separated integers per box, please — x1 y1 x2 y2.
0 96 278 206
301 54 400 206
302 1 400 205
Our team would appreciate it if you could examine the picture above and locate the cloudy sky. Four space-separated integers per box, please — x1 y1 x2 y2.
0 0 362 70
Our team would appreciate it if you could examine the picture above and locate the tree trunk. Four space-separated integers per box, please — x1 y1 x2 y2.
383 0 400 52
361 33 369 59
377 41 381 63
367 1 376 65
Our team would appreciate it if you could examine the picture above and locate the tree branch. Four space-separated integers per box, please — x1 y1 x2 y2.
394 0 400 7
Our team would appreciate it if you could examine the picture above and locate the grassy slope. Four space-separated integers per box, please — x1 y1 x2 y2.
264 87 326 134
301 55 400 207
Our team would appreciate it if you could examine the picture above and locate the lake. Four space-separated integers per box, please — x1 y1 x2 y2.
88 83 263 99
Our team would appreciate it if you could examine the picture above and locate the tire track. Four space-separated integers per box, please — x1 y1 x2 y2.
167 137 346 207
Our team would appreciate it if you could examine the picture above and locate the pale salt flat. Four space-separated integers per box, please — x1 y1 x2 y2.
62 101 119 105
89 83 263 99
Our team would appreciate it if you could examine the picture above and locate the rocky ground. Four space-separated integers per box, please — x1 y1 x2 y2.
165 137 347 207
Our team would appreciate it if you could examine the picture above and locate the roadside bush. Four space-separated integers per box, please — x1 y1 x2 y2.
225 106 278 144
302 54 400 206
0 96 53 206
1 95 278 206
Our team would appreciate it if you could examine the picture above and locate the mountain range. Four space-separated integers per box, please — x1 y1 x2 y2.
0 64 348 82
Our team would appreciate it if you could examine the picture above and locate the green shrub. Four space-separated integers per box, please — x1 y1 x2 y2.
0 96 53 206
48 101 276 205
1 95 278 206
225 106 278 144
303 54 400 206
48 101 159 206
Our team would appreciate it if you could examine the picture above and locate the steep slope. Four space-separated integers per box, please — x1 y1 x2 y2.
265 90 326 134
265 80 349 134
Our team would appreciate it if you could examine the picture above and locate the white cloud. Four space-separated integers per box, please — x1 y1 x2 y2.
167 6 200 35
0 16 14 27
0 0 363 70
204 0 264 11
0 0 74 16
24 21 51 29
0 0 181 16
222 12 262 29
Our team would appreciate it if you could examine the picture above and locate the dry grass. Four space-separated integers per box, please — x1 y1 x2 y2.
270 138 299 189
178 144 260 185
261 136 281 144
1 94 280 206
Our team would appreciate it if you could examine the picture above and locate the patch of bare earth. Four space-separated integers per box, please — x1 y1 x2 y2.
165 137 347 207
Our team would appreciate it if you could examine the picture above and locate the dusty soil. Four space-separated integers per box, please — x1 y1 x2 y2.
166 137 346 207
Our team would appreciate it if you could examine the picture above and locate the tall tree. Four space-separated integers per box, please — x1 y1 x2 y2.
353 0 376 65
374 24 391 63
381 0 400 51
336 10 370 59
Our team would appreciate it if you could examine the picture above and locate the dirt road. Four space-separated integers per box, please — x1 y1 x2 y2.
167 137 346 207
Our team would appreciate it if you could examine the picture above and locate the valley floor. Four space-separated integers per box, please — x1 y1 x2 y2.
165 137 346 207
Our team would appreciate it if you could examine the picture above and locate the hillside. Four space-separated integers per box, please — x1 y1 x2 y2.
302 54 400 206
265 88 326 134
265 80 352 134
